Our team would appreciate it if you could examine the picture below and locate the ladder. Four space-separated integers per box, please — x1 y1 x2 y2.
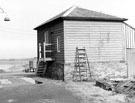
36 60 48 77
73 47 92 81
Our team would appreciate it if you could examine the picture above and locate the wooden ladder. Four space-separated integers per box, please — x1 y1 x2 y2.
73 47 92 81
36 60 48 77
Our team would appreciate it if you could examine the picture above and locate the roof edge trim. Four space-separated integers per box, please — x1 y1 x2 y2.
63 5 77 17
62 16 128 21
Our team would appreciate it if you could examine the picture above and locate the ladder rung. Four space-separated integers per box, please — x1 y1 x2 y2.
73 73 86 76
78 55 85 57
75 65 85 67
74 47 91 81
75 63 86 66
80 68 87 70
80 70 87 72
78 49 85 51
78 53 86 55
74 69 87 72
78 57 86 59
76 61 86 63
75 57 85 59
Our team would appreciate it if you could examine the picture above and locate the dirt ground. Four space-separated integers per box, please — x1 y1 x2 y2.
36 78 135 103
1 72 135 103
0 72 80 103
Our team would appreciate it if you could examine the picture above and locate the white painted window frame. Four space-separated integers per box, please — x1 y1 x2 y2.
57 36 60 52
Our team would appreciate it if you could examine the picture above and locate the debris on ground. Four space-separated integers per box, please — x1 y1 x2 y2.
95 78 135 103
95 78 135 96
65 81 128 103
33 77 135 103
35 80 43 84
95 79 113 91
114 80 135 97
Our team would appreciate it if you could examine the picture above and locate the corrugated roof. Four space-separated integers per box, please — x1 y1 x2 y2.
34 6 127 30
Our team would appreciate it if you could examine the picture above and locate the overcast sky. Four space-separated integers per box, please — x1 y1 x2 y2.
0 0 135 59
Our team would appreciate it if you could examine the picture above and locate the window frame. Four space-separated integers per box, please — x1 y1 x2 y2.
57 36 61 52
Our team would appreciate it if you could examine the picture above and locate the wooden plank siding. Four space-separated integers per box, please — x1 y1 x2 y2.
123 23 135 77
37 21 64 63
50 22 64 63
64 20 125 63
123 23 135 49
37 30 44 59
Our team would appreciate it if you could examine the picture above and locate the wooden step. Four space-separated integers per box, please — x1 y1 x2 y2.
38 65 45 67
45 50 53 52
45 58 54 61
37 68 44 71
37 71 44 74
37 70 44 72
45 43 52 46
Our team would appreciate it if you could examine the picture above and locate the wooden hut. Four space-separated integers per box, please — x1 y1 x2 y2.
34 6 135 80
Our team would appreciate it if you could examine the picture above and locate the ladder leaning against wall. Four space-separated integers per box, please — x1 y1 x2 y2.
73 47 92 81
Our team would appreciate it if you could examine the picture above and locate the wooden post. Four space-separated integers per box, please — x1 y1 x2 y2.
43 42 46 62
39 43 41 59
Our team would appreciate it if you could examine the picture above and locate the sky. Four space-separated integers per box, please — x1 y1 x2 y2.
0 0 135 59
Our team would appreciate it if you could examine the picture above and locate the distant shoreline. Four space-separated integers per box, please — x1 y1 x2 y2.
0 57 37 65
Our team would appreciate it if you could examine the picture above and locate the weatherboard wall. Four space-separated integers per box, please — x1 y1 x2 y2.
64 20 125 63
50 21 64 63
123 23 135 49
37 21 64 63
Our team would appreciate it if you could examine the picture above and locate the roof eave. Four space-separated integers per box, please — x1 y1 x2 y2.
62 17 128 22
34 17 63 30
34 17 128 30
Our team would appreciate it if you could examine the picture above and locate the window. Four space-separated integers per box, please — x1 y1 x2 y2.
44 31 49 43
57 36 60 52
